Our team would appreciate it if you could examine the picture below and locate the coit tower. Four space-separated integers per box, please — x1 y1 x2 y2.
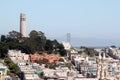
20 13 26 37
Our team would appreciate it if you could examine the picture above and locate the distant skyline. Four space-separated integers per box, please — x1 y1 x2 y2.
0 0 120 46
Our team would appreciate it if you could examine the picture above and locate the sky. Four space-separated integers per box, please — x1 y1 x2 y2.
0 0 120 47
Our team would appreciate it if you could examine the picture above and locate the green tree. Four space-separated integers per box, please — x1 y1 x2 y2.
7 41 19 49
7 30 21 40
29 30 46 52
8 63 17 70
0 30 67 57
1 35 6 42
7 70 12 76
86 48 94 57
19 44 33 54
58 44 66 56
59 58 64 62
45 39 54 53
0 43 8 58
49 63 56 69
45 39 66 55
39 58 49 65
81 47 94 57
4 58 11 64
65 63 71 70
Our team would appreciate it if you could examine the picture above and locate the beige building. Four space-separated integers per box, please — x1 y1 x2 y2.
97 51 108 80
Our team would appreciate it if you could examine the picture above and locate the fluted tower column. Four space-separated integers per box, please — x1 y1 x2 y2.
20 13 26 37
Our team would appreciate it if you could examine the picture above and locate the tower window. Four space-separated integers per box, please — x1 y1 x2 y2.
21 18 26 21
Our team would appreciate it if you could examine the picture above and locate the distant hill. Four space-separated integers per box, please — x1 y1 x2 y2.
47 37 120 47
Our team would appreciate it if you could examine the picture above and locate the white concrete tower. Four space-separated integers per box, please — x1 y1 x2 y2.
20 13 26 37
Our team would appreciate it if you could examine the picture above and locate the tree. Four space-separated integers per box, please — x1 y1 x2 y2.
86 48 94 57
0 43 8 58
4 58 11 64
111 45 116 48
39 58 49 65
45 39 54 53
45 39 66 55
59 58 64 62
29 30 46 52
58 44 66 56
19 44 33 54
49 63 56 69
81 47 95 57
65 63 71 70
7 41 19 49
0 30 67 58
7 30 21 40
1 35 6 42
8 63 17 70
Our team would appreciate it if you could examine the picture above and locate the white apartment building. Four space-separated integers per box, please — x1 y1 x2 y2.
106 46 120 58
8 50 29 63
62 42 72 50
8 50 41 80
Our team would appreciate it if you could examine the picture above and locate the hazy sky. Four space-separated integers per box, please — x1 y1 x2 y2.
0 0 120 46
